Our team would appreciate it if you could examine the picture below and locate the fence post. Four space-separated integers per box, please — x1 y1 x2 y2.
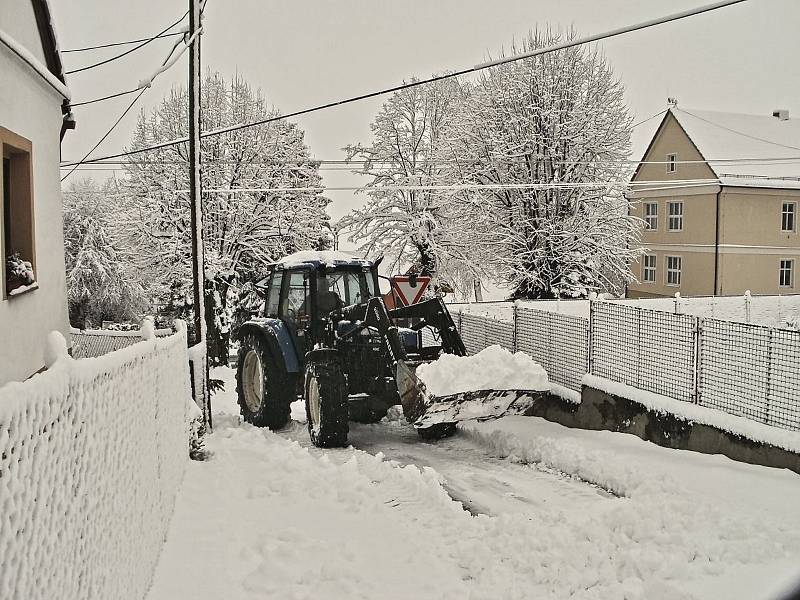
512 302 519 353
587 298 595 375
673 291 681 314
636 307 642 388
744 290 752 323
765 327 774 425
694 317 703 404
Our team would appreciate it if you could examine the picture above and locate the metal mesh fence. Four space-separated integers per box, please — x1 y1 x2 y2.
516 308 588 392
590 302 697 403
70 328 173 359
699 320 800 430
456 312 514 355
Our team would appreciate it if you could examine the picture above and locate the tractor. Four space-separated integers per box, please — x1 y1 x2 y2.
235 251 467 447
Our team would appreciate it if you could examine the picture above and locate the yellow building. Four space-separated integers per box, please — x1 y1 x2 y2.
628 107 800 298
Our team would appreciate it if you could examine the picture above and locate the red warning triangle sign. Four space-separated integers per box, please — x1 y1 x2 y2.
389 275 431 306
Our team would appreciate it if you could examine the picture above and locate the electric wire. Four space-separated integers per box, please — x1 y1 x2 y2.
59 0 750 167
71 88 141 108
679 108 800 153
65 10 189 75
62 31 186 54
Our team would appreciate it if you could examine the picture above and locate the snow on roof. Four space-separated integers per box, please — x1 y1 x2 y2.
277 250 373 268
670 107 800 184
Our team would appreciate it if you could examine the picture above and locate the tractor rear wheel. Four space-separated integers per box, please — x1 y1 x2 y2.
305 352 348 448
236 332 292 429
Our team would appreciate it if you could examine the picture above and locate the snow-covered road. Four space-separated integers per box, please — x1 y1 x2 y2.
147 367 800 599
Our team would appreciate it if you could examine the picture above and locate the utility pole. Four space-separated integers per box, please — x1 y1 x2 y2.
188 0 210 426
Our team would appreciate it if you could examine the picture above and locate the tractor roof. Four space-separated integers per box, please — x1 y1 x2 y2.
275 250 374 269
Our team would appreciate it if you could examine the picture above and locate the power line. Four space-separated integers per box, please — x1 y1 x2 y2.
71 88 141 108
59 0 750 167
61 32 200 182
62 31 186 54
65 11 189 75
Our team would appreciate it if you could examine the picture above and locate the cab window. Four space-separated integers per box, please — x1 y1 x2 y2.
265 271 283 317
281 271 310 322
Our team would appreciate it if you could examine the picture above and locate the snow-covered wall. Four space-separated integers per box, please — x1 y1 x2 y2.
0 25 70 386
0 324 193 600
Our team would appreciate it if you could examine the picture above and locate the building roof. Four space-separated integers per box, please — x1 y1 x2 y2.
31 0 65 85
669 107 800 188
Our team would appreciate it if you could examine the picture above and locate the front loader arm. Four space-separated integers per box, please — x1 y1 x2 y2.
388 297 466 356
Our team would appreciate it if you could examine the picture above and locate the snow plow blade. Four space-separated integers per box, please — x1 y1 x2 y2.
396 359 542 432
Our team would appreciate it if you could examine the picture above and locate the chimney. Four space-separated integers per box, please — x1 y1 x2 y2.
772 109 789 121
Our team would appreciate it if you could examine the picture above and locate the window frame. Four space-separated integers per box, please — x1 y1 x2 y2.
666 153 677 174
644 202 658 231
642 254 657 283
781 201 797 233
665 255 682 287
0 126 36 300
667 200 684 232
779 258 794 288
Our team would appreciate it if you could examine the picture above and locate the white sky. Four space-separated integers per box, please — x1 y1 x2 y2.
54 0 800 223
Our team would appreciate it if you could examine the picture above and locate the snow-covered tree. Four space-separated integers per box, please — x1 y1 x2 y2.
121 72 331 363
63 179 148 328
339 78 485 295
437 28 642 298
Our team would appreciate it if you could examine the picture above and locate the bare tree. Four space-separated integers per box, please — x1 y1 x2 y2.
438 28 642 298
339 78 484 294
121 72 331 363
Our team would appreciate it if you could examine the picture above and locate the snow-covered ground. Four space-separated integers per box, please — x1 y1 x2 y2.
147 366 800 600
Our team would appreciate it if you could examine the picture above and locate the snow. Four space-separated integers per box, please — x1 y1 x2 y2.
149 369 800 599
0 325 192 600
416 344 548 396
670 108 800 180
583 374 800 453
8 281 38 296
279 249 370 267
0 26 70 99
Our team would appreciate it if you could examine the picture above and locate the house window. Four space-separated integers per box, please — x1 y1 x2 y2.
644 202 658 230
1 127 35 298
781 202 796 233
779 259 793 288
642 255 657 282
666 255 682 286
666 153 677 173
668 201 683 231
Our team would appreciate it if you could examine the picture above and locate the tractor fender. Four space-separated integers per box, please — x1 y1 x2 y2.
238 318 301 373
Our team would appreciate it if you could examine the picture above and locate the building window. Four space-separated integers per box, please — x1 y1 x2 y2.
666 153 677 173
666 255 682 286
779 259 793 288
1 127 35 298
781 202 796 233
668 201 683 231
642 255 657 282
644 202 658 230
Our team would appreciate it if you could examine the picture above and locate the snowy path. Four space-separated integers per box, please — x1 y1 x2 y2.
147 368 800 599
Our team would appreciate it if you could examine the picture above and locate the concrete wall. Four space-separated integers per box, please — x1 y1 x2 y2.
527 388 800 474
0 41 70 386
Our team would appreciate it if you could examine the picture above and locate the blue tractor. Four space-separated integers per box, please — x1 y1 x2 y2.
235 251 466 447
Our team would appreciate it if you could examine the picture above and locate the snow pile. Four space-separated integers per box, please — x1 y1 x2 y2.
416 344 548 396
0 324 193 600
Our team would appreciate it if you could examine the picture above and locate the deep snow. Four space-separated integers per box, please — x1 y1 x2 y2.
147 367 800 600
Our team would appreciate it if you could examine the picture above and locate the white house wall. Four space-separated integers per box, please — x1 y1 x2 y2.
0 42 69 386
0 1 48 64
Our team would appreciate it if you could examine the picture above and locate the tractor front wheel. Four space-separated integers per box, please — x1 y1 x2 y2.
305 352 348 448
236 332 292 429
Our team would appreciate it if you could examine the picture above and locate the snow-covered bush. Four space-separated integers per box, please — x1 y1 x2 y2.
0 324 193 599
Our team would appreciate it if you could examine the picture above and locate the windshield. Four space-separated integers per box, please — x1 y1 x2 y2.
319 270 375 306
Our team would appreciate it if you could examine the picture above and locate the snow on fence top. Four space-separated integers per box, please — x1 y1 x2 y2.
0 323 193 600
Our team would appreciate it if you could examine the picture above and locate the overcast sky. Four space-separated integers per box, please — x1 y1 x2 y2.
54 0 800 222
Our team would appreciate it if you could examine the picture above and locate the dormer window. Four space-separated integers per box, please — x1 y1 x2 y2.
666 153 677 174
